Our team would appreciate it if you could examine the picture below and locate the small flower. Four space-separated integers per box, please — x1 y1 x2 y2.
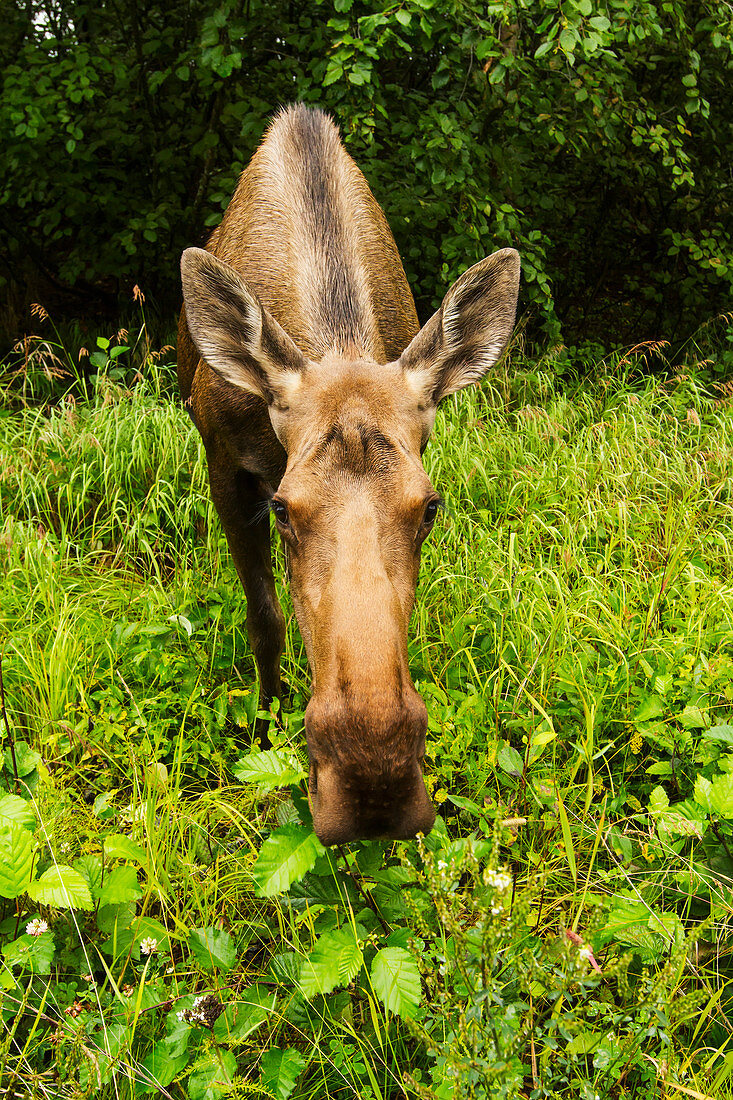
140 938 158 956
579 946 593 962
484 868 513 893
26 919 49 937
123 984 135 997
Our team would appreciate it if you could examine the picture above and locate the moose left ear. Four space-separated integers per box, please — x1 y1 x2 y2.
399 248 520 407
181 247 306 409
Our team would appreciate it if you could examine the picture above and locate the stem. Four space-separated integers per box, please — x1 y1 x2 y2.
711 820 733 864
337 846 390 936
0 648 21 794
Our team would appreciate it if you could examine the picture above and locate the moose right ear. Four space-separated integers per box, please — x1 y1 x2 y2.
399 248 520 409
180 248 306 408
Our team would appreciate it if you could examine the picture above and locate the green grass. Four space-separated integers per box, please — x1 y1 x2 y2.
1 330 733 1099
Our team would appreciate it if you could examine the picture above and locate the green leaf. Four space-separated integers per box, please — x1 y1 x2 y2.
27 865 93 910
188 927 238 971
187 1050 237 1100
695 773 733 817
97 899 136 937
680 704 708 729
3 932 55 974
497 741 523 776
534 40 554 60
559 27 578 56
233 749 306 792
322 61 344 88
103 915 171 960
261 1047 306 1100
213 984 276 1042
0 824 35 899
253 825 326 897
137 1035 190 1093
97 864 142 906
74 854 104 898
103 834 148 864
370 947 420 1019
599 897 668 960
705 724 733 747
649 786 669 814
634 695 665 723
646 761 673 776
93 791 117 820
0 794 35 832
300 927 363 998
3 742 41 778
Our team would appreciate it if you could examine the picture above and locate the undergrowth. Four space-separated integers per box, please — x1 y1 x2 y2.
1 317 733 1099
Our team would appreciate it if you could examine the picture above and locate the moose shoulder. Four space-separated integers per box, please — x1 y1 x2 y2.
178 104 520 846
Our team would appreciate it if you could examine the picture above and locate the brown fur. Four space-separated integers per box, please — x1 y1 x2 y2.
178 105 520 846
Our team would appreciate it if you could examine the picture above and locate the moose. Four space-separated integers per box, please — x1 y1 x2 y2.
178 105 520 846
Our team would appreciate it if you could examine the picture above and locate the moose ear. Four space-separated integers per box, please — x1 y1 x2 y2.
180 248 306 408
399 248 520 407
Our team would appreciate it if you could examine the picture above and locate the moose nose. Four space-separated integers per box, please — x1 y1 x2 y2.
304 686 434 845
309 757 435 847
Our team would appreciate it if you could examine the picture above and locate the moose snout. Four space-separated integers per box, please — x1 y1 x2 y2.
305 688 435 846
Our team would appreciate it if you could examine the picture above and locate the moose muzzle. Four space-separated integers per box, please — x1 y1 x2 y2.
305 687 435 847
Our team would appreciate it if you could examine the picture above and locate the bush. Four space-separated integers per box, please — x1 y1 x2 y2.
1 0 731 352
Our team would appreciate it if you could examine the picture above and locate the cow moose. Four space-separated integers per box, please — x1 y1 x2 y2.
178 104 520 846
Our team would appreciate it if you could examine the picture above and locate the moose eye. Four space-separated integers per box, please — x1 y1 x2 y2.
423 498 441 526
271 499 290 526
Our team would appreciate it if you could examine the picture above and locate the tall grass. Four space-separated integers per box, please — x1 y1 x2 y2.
1 333 733 1099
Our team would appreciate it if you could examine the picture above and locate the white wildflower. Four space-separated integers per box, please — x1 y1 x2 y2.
484 868 513 892
579 946 593 962
140 937 158 956
26 919 49 937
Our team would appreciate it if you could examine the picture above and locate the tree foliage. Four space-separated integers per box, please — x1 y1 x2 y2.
1 0 731 350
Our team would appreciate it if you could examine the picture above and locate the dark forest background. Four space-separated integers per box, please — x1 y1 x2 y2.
1 0 731 357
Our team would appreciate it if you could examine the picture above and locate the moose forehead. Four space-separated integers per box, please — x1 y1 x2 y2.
314 420 397 477
281 358 431 463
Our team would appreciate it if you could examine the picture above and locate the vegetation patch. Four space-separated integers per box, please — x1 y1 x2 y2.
1 327 733 1097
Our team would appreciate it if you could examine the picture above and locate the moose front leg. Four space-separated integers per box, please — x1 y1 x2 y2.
208 461 285 746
